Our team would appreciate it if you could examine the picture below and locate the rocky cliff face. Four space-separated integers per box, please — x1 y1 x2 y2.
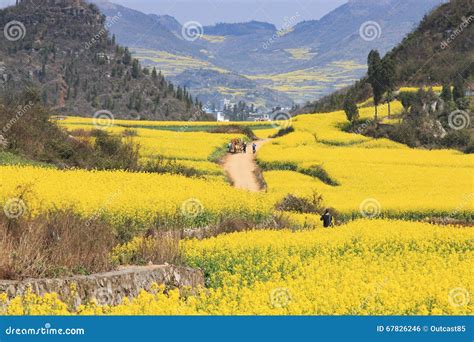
0 0 203 120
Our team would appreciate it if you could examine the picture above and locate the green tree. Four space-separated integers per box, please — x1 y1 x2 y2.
122 48 132 65
381 58 396 117
131 59 140 79
343 95 359 123
452 75 466 102
151 67 158 80
440 83 453 103
367 50 384 120
398 91 416 111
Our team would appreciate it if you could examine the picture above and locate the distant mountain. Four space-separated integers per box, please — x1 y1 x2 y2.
0 0 203 120
150 14 182 37
277 0 449 66
170 69 294 109
298 0 473 114
90 0 199 56
203 21 276 36
89 0 447 109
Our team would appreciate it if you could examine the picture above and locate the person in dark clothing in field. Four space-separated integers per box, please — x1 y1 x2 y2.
320 209 333 228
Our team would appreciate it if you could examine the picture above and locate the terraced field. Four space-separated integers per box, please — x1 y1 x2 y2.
1 97 472 316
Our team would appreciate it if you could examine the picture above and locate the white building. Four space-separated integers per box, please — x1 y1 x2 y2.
216 112 230 122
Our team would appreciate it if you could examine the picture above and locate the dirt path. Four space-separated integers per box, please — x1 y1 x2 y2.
223 140 269 192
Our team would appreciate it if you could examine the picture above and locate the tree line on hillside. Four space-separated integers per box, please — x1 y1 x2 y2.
0 1 205 120
342 50 472 153
223 101 257 121
299 0 473 116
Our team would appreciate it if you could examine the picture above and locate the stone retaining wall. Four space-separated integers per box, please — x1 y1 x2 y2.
0 265 204 307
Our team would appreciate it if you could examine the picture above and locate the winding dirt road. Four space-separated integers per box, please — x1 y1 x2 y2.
222 140 269 192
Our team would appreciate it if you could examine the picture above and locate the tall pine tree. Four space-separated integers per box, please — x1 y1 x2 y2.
367 50 384 120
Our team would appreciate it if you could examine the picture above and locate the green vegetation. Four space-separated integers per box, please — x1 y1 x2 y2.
0 2 201 120
302 0 473 114
0 152 52 167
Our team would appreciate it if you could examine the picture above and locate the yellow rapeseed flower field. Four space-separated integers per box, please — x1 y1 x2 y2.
259 101 474 218
59 120 240 175
1 92 473 316
0 166 272 227
1 220 472 315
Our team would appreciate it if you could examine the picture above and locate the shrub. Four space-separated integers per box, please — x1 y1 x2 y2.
0 210 116 280
275 192 324 214
91 130 140 171
441 130 471 148
0 90 142 171
270 126 295 138
299 165 340 186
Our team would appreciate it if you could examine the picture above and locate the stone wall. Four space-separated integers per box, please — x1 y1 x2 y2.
0 265 204 307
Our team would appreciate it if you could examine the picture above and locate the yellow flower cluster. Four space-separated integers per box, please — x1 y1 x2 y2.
399 86 443 93
259 101 474 218
59 122 240 176
2 220 472 315
0 166 272 226
58 116 273 128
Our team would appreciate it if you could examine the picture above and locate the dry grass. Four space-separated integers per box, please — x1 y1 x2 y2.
0 210 116 280
112 230 182 266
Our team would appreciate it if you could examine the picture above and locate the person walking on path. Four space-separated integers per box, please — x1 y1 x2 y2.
252 142 257 154
320 209 333 228
242 142 247 153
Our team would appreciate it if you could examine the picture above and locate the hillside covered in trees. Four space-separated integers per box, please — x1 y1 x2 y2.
297 0 473 114
0 0 205 120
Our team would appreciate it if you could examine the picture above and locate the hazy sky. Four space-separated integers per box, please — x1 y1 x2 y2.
0 0 348 26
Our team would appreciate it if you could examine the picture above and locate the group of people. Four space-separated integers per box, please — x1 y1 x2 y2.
226 137 334 228
227 139 257 154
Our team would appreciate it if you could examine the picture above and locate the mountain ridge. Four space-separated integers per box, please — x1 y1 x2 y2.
89 0 447 110
297 0 473 114
0 0 204 120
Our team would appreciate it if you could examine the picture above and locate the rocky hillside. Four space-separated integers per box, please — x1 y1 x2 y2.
0 0 203 120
